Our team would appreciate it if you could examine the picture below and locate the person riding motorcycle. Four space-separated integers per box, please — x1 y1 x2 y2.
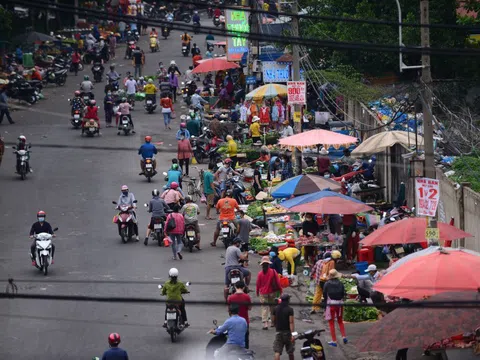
71 91 84 115
29 210 55 266
180 32 192 52
168 60 181 76
181 195 201 249
138 135 158 175
144 78 158 104
107 65 120 83
117 185 139 241
150 27 158 37
176 122 191 140
144 189 170 245
161 268 190 327
193 10 200 25
80 75 94 99
191 43 201 57
117 97 135 134
209 304 248 358
137 76 147 92
101 333 129 360
15 135 32 173
91 60 104 78
157 62 168 81
83 99 100 129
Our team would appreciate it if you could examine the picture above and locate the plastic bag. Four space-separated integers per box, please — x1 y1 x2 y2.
200 193 207 204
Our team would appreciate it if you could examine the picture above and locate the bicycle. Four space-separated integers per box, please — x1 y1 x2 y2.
186 166 204 202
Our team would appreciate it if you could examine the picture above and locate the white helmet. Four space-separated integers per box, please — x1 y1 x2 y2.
170 60 176 65
169 268 179 277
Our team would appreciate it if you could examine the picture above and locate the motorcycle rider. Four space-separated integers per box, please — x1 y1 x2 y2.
83 99 100 130
80 75 94 99
15 135 32 173
180 32 192 52
70 90 84 115
29 210 55 266
168 60 181 76
157 62 168 81
184 65 195 82
117 97 135 132
101 333 129 360
209 304 248 357
181 195 201 249
193 10 200 25
137 76 147 92
161 268 189 327
191 43 201 57
224 237 251 285
211 190 241 247
107 65 120 85
91 59 104 79
103 91 114 127
138 135 158 175
144 189 170 246
215 158 242 197
191 88 208 111
150 27 158 37
117 185 139 241
144 78 158 105
175 122 191 140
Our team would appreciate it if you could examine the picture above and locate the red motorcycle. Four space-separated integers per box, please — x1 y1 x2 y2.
112 200 137 243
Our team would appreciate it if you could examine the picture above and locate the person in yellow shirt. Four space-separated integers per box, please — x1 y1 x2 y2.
249 116 261 144
278 247 301 275
144 79 157 104
226 135 238 169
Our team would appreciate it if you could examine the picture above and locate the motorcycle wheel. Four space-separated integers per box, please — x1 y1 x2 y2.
187 183 195 197
27 96 37 105
57 76 66 86
123 129 131 136
147 175 151 183
194 152 203 164
170 330 177 343
78 63 84 71
184 15 192 23
120 227 128 243
20 164 27 180
156 232 163 246
42 255 48 276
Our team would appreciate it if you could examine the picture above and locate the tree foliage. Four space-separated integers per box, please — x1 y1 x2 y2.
0 7 13 39
299 0 468 78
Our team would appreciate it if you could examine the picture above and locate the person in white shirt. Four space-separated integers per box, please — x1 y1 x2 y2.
184 66 195 82
125 75 137 102
281 120 294 138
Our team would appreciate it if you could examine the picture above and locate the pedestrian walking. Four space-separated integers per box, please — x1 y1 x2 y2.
323 269 348 347
203 163 216 220
103 91 114 127
169 72 179 103
160 93 174 129
227 280 252 349
177 135 193 176
256 256 281 330
0 87 14 124
108 33 116 59
272 293 295 360
132 46 143 78
71 50 81 76
311 250 341 314
165 204 185 260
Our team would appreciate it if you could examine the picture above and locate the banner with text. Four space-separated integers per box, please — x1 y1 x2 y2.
225 9 250 62
415 177 440 217
287 81 306 105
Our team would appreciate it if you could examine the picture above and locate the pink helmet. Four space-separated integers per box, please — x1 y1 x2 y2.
170 182 179 189
121 185 129 191
180 123 186 128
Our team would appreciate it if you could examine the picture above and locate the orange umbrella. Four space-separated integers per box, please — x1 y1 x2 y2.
359 217 473 247
278 129 358 149
192 58 239 74
373 248 480 300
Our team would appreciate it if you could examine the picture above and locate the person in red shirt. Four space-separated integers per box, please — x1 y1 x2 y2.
83 100 100 129
71 50 81 76
256 256 282 329
317 147 331 176
214 8 222 18
192 54 203 67
227 280 252 349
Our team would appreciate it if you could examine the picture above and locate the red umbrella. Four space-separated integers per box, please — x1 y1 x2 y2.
278 129 358 149
359 217 472 247
355 291 480 353
373 248 480 300
192 58 239 74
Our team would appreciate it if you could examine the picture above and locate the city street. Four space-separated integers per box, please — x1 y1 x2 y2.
0 17 350 360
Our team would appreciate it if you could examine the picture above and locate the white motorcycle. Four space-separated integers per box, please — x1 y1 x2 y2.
32 228 58 276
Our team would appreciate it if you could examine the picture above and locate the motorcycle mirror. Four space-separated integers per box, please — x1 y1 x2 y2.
191 135 195 139
203 127 207 130
112 201 117 205
382 212 387 219
133 200 138 203
186 281 191 286
158 284 163 289
390 217 396 222
53 227 59 232
144 203 148 207
162 172 168 176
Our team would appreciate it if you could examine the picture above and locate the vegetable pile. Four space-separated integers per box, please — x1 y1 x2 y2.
250 237 268 252
246 201 264 218
343 299 379 322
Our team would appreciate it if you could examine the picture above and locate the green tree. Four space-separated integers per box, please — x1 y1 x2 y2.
0 7 13 40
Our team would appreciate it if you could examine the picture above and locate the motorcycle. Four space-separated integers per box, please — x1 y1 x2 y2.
150 36 159 52
206 40 215 52
162 26 171 39
144 204 166 246
143 157 156 182
182 45 189 57
207 7 214 18
82 118 100 137
226 175 248 205
92 63 104 83
158 282 191 342
112 200 138 243
220 220 235 248
224 263 247 300
42 67 67 86
71 108 83 129
174 10 192 23
31 228 58 276
190 135 208 164
118 114 133 135
292 329 326 360
206 319 255 360
144 97 157 114
184 223 199 252
6 76 39 104
207 146 223 172
12 145 31 180
213 16 221 27
193 21 200 34
124 40 136 59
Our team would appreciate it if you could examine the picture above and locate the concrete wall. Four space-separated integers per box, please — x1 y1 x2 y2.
463 187 480 252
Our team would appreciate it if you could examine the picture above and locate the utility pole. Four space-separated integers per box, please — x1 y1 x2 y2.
292 0 303 174
420 0 435 179
247 0 259 93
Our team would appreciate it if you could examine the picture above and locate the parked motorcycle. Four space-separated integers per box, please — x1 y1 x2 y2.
82 118 100 137
42 67 67 86
206 319 255 359
158 282 191 342
292 329 326 360
143 157 156 182
174 10 192 23
6 76 39 104
226 175 248 205
112 200 138 243
144 97 157 114
190 135 207 164
12 145 31 180
31 228 58 276
184 223 199 252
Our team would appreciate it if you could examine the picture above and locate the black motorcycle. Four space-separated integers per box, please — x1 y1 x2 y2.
193 21 200 34
158 282 190 342
144 96 157 114
43 68 67 86
92 63 104 83
206 319 255 360
292 329 327 360
161 26 171 39
12 144 31 180
6 77 39 104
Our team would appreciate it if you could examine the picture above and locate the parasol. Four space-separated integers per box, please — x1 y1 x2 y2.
271 174 341 198
351 130 424 156
245 84 287 101
278 129 358 150
192 58 240 74
13 31 57 44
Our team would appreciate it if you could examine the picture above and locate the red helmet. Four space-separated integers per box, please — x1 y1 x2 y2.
170 182 179 189
74 90 81 96
180 123 186 128
37 210 46 217
145 135 152 142
224 158 232 164
108 333 121 346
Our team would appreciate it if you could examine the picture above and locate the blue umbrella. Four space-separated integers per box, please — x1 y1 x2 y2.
271 174 341 199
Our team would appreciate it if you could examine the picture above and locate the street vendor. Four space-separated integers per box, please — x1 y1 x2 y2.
345 264 382 300
310 250 341 313
317 147 331 176
302 213 320 237
249 116 262 143
252 161 264 195
278 247 300 275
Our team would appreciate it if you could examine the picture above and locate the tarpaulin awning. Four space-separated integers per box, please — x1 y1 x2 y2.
351 130 424 156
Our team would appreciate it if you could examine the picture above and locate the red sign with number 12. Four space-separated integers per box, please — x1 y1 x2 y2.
415 177 440 217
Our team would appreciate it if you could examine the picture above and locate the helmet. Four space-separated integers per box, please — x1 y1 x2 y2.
89 100 96 106
122 97 127 103
152 28 156 31
185 195 192 202
180 123 186 128
37 210 46 218
74 90 80 96
169 268 179 277
84 75 89 80
108 333 121 346
225 190 233 197
232 237 241 244
172 163 179 170
121 185 129 191
56 34 62 39
331 250 342 260
139 76 144 80
18 135 26 142
148 78 153 83
170 182 179 189
224 158 232 164
145 135 152 142
170 60 176 65
110 65 115 70
152 189 159 196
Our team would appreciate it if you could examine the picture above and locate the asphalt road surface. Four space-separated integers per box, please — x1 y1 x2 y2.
0 16 347 360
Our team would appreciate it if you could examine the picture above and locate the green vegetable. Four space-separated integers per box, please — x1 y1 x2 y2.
250 237 268 251
340 278 356 293
245 139 253 146
277 227 287 235
246 201 264 218
343 300 379 322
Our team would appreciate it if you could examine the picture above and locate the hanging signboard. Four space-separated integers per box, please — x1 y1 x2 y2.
246 75 257 85
415 177 440 217
287 81 306 105
226 9 250 62
262 61 290 83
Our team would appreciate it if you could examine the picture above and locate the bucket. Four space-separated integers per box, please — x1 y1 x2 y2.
355 261 368 275
163 237 170 247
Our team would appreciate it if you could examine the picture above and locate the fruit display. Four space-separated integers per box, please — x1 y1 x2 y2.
263 203 286 215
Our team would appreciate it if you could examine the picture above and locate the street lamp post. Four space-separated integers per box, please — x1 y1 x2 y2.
396 0 423 72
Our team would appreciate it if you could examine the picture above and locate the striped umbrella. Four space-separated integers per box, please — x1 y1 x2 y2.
245 84 287 101
271 174 342 198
